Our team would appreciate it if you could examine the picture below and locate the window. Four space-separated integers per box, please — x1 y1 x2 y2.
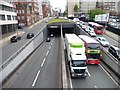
22 10 24 13
88 54 100 59
17 16 20 20
0 15 5 20
7 15 11 20
21 16 24 19
0 5 2 10
88 43 100 49
72 60 87 67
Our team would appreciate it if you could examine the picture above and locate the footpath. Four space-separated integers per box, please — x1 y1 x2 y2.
105 29 119 43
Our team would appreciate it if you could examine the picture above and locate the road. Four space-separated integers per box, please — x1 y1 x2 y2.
4 37 62 88
72 65 118 88
71 24 119 89
1 18 52 63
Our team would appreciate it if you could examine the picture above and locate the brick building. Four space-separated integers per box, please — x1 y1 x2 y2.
12 0 39 27
42 0 51 18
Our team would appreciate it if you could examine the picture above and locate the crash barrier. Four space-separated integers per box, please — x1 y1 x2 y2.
107 25 120 35
100 47 120 78
0 28 45 84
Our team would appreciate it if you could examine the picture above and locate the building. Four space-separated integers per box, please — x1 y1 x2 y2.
102 0 120 15
11 0 39 27
0 0 18 35
38 0 43 19
67 0 79 17
42 0 51 18
79 0 98 13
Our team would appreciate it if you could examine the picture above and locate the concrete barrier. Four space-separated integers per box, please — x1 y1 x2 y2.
0 29 45 84
100 48 120 77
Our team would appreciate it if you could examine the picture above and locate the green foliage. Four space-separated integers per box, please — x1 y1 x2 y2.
63 10 67 17
73 4 79 12
88 8 106 21
48 18 72 24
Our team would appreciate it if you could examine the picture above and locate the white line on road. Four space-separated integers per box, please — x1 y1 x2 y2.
94 85 97 88
32 70 41 87
41 58 46 67
86 69 91 77
46 50 49 56
51 43 53 46
49 46 51 50
99 64 119 86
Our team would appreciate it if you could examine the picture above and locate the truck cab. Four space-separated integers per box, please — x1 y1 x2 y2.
69 48 87 78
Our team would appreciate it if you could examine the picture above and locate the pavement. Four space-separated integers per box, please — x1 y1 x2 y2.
105 29 119 43
0 31 25 48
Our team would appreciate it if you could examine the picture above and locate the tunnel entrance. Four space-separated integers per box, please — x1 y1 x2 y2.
47 22 79 37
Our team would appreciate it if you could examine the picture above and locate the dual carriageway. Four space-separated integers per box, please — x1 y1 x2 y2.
1 17 120 89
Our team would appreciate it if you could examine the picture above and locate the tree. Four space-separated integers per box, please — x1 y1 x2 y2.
63 10 67 17
73 4 79 12
88 8 106 21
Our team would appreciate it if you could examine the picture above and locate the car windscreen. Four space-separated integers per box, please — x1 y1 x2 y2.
117 49 120 54
97 27 103 30
88 43 100 50
72 60 87 67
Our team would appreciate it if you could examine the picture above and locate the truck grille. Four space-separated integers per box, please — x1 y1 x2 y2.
74 69 85 73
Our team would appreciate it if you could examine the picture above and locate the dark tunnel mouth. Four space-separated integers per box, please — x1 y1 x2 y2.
47 27 75 37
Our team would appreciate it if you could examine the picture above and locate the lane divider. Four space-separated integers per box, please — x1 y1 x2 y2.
94 85 98 88
41 58 46 67
31 38 54 86
32 70 41 87
46 51 49 56
86 70 91 77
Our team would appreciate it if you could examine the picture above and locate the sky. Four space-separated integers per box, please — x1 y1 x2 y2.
49 0 67 12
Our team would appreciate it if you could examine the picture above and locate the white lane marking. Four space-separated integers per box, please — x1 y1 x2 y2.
41 58 46 67
46 50 49 56
95 85 97 88
32 70 41 87
86 68 91 77
51 43 53 46
49 46 51 50
99 64 119 86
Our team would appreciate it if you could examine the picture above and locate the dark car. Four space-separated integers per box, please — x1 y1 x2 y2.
18 25 24 29
46 37 50 42
108 45 120 60
11 36 21 42
27 33 34 39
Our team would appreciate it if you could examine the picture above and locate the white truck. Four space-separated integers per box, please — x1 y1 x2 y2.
65 34 87 78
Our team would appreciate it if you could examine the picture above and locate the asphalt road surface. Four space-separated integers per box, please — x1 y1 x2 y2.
1 18 51 63
72 65 118 88
4 37 62 88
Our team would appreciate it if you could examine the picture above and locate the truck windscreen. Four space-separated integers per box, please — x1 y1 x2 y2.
72 60 87 67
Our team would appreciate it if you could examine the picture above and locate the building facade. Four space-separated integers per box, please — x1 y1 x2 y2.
38 0 43 19
0 0 18 35
80 0 97 13
42 0 51 18
102 0 120 15
11 0 39 27
67 0 80 17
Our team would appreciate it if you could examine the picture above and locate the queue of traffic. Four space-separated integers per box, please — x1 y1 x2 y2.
65 19 120 79
65 34 101 79
75 19 120 61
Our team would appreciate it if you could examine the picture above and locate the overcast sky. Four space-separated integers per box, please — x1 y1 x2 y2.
37 0 66 12
49 0 67 12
